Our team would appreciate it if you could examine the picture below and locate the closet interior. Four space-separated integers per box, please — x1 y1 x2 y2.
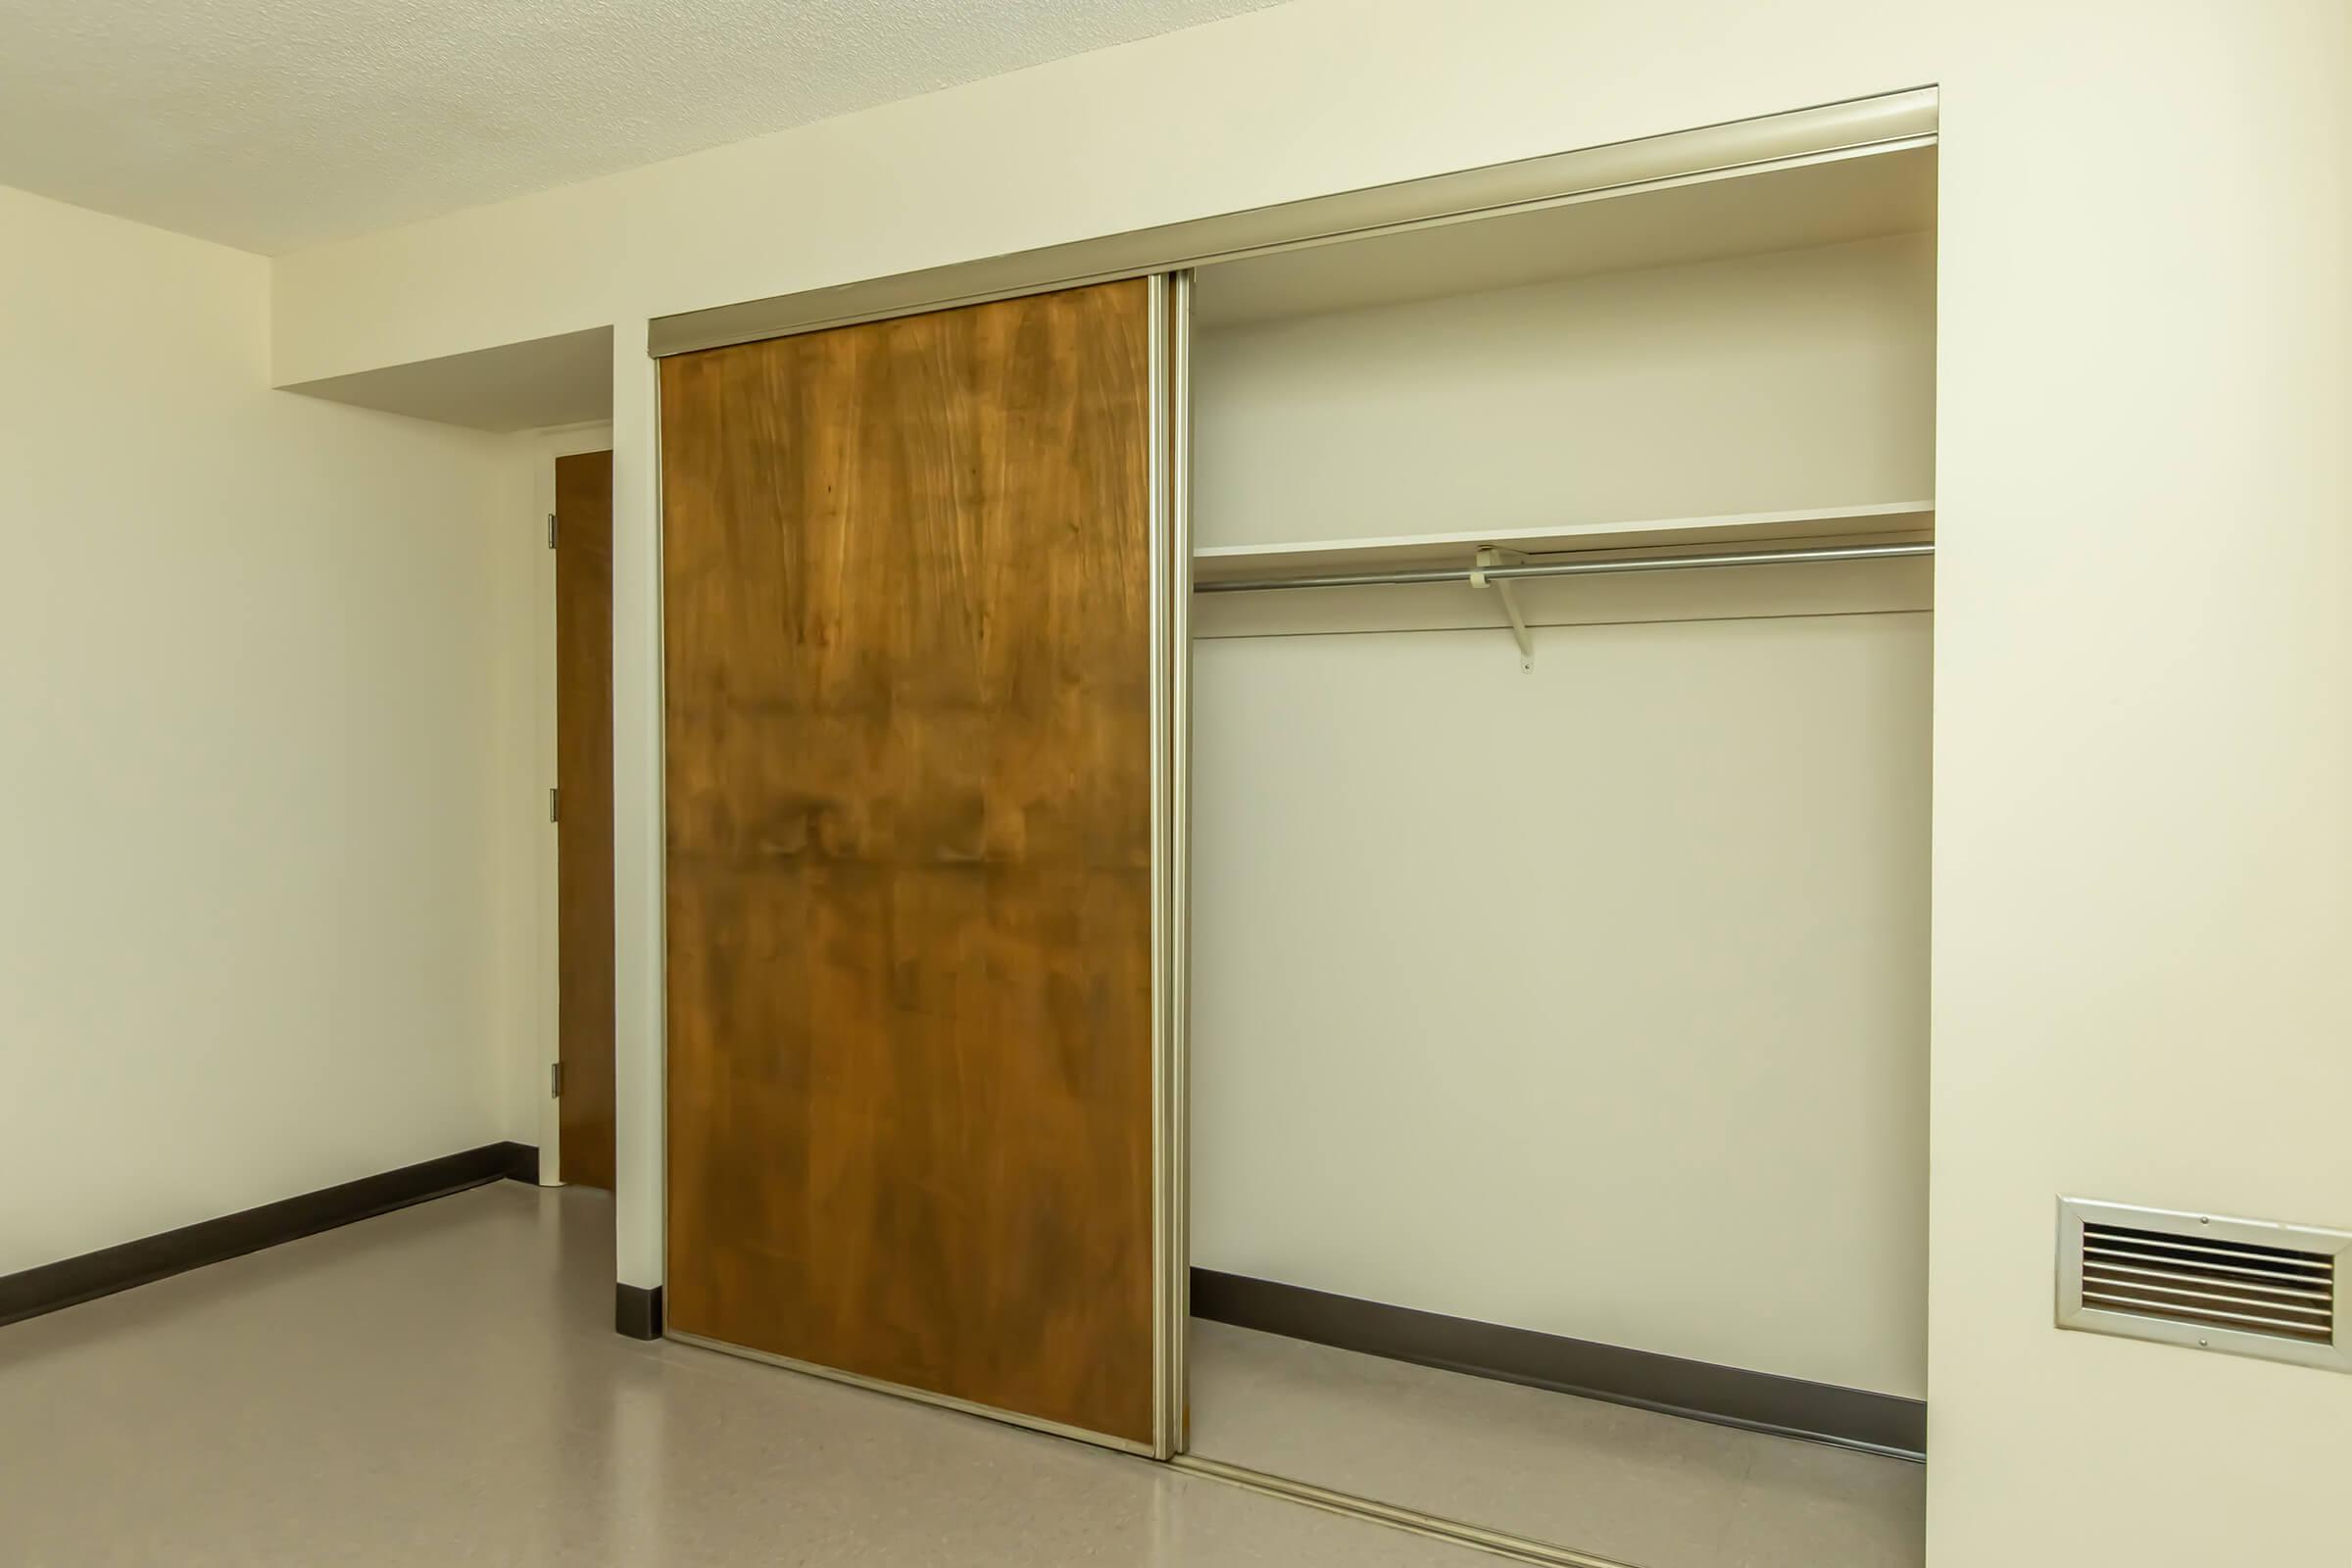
1180 137 1936 1567
647 90 1937 1568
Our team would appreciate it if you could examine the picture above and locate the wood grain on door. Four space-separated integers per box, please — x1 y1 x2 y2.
660 279 1155 1444
556 449 616 1193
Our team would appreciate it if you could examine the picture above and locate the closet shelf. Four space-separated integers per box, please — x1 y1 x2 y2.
1190 502 1935 586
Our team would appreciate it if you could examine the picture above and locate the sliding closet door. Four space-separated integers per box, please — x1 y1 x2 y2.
660 279 1158 1446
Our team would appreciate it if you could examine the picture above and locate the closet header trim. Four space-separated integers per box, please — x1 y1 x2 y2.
647 87 1937 358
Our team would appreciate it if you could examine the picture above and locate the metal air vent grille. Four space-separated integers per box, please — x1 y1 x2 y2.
2058 1199 2349 1372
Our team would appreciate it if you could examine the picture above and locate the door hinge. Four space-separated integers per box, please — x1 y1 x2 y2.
547 512 558 549
549 786 560 824
551 1061 564 1098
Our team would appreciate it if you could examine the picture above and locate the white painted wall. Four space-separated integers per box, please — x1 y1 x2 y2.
1194 233 1936 549
0 185 521 1275
263 3 2352 1561
1188 234 1935 1396
1929 13 2352 1560
1193 613 1932 1396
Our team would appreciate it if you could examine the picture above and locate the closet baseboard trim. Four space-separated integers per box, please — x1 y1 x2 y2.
0 1143 540 1330
1191 1268 1925 1460
615 1284 663 1340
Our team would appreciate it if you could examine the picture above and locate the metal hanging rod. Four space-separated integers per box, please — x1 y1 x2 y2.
1194 539 1932 595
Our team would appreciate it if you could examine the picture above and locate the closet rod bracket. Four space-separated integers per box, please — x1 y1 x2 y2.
1471 547 1535 671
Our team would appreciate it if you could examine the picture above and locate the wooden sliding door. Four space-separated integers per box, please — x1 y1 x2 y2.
660 279 1160 1446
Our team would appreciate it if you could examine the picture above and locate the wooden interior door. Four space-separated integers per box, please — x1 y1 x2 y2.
660 279 1158 1445
555 450 616 1192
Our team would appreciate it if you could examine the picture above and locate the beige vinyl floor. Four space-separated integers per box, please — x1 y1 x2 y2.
0 1183 1493 1568
1188 1318 1926 1568
0 1179 1925 1568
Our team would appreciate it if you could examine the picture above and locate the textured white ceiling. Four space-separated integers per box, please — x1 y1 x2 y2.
0 0 1282 254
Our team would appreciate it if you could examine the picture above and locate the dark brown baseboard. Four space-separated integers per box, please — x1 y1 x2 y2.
615 1283 663 1340
0 1142 539 1330
1192 1267 1925 1460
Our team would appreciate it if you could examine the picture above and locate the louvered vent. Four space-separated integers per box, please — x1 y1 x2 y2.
2058 1199 2349 1372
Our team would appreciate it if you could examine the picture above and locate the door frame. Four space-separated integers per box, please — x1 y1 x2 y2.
530 420 617 1186
1156 270 1194 1459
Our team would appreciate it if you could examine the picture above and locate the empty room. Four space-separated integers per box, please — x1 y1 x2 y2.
3 3 2348 1566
